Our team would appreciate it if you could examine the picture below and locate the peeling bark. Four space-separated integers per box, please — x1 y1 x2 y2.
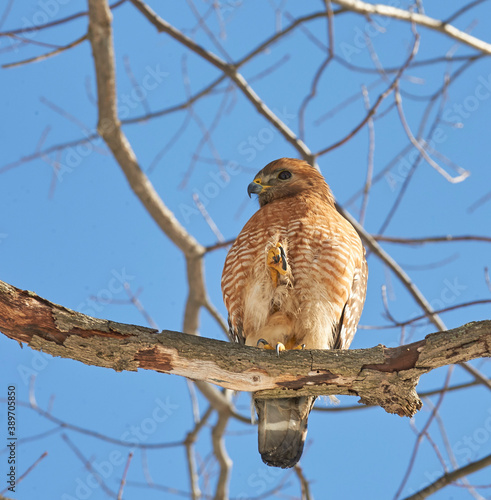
1 279 490 417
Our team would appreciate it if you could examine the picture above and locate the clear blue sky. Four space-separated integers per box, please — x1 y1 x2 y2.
1 1 490 499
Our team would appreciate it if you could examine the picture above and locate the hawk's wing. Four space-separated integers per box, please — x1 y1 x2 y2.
333 255 368 350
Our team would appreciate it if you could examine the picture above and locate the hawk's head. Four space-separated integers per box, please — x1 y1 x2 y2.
247 158 334 207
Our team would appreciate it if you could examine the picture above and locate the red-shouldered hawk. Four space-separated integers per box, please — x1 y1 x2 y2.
221 158 367 468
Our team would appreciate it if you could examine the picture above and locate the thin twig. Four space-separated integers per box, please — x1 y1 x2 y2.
394 85 470 183
373 235 491 245
178 55 228 188
3 34 87 69
123 55 151 115
17 400 183 449
62 433 117 498
204 238 235 253
444 0 489 25
193 193 225 242
402 453 491 500
297 0 334 141
468 189 491 213
117 452 134 500
184 406 214 500
485 267 491 293
394 367 454 500
0 0 127 37
294 464 313 500
316 28 419 157
359 85 375 226
129 0 316 165
0 451 48 494
123 282 159 329
0 0 14 30
424 397 483 500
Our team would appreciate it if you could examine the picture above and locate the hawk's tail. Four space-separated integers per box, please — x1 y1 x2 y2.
255 396 315 468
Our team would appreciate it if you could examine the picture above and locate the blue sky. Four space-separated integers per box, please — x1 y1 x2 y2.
1 1 490 499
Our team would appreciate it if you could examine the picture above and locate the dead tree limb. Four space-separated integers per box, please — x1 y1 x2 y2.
1 279 489 418
331 0 491 55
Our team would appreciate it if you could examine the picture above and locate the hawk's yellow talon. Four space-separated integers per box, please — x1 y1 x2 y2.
257 339 304 353
267 242 288 288
275 342 285 356
257 339 287 356
257 338 271 348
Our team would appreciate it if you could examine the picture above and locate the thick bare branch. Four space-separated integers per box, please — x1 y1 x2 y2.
1 279 489 418
331 0 491 55
87 0 241 424
87 0 202 258
336 204 491 391
211 410 232 500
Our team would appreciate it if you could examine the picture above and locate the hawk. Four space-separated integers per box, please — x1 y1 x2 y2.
221 158 367 468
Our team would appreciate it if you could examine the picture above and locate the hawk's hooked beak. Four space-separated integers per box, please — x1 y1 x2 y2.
248 178 267 197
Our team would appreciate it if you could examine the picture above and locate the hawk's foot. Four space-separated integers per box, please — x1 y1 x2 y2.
257 338 305 356
267 242 288 288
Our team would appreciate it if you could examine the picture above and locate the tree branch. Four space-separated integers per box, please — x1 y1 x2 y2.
1 279 489 418
86 0 249 426
87 0 202 257
337 204 491 391
402 453 491 500
129 0 316 165
331 0 491 55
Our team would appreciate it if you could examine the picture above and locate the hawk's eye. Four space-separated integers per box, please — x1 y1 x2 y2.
278 170 291 180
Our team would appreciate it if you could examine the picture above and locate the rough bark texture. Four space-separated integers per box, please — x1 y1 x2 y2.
1 279 489 417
